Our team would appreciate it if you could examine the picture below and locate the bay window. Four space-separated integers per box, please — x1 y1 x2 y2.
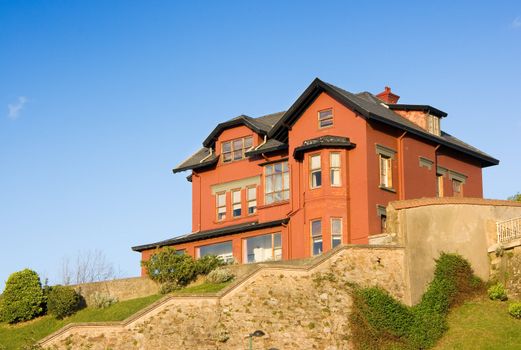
311 219 322 256
310 155 322 189
331 218 342 248
264 161 290 205
330 152 341 186
243 232 282 263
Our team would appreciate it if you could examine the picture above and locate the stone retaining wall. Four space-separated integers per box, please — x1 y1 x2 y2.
40 245 407 350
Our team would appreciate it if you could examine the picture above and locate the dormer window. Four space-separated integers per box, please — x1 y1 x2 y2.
427 115 440 136
222 136 253 163
318 109 333 128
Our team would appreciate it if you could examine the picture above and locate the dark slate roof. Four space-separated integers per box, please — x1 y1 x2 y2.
269 78 498 167
202 112 285 148
131 219 289 252
173 148 218 174
245 138 288 157
293 135 355 160
386 103 448 118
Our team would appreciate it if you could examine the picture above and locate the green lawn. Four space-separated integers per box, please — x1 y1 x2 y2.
435 298 521 350
172 281 232 294
0 294 162 350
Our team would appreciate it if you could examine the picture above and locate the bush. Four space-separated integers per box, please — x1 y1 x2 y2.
47 285 81 319
195 255 225 276
91 291 118 309
142 248 224 287
508 302 521 319
488 283 508 301
206 268 234 284
159 281 181 294
350 253 482 350
0 269 44 323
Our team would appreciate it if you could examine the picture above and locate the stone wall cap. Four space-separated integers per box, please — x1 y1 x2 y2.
389 197 521 210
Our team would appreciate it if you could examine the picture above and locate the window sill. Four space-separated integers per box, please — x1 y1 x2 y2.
258 200 290 210
379 185 396 193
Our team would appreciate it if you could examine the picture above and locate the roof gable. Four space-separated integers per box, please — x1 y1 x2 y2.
202 114 273 148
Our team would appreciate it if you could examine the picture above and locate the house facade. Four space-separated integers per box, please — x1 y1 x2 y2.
132 79 498 268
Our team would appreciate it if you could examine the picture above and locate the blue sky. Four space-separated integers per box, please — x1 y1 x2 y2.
1 1 520 290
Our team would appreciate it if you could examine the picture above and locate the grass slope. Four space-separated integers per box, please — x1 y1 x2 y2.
435 298 521 350
0 294 162 350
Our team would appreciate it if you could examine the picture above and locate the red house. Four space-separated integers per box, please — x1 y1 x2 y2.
132 79 498 267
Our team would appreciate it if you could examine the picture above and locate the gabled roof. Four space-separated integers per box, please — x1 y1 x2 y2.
202 112 285 148
268 78 498 167
131 218 289 252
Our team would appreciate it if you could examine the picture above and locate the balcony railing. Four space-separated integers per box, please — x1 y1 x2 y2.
497 217 521 244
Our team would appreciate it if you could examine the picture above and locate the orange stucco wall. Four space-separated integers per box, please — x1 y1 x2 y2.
139 91 487 272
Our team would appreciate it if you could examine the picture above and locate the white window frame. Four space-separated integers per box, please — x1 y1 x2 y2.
216 192 226 221
310 154 322 189
330 152 341 187
318 108 333 128
331 217 342 248
311 219 323 256
264 161 290 205
247 186 257 215
232 189 242 218
221 136 253 163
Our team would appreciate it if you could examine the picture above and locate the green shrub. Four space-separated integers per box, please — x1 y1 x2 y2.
350 253 482 350
508 302 521 319
488 283 508 301
142 248 224 287
47 285 81 319
91 291 118 309
159 281 181 294
0 269 44 323
206 268 234 284
195 255 225 276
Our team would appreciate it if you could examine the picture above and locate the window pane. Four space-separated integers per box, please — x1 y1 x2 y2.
331 153 340 167
265 164 273 175
311 155 321 170
233 139 243 150
319 109 332 120
283 172 289 190
244 136 253 149
312 171 322 188
274 191 283 202
320 119 333 127
223 153 232 162
274 162 282 173
331 169 340 186
332 218 342 234
222 142 231 153
311 220 322 237
233 149 243 160
266 176 273 193
248 187 256 200
265 193 273 204
217 193 226 206
332 236 342 248
282 161 288 172
232 190 241 203
283 190 290 201
313 237 323 256
274 174 283 191
199 242 233 263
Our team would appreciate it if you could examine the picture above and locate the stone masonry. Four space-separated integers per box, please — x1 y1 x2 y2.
40 245 406 350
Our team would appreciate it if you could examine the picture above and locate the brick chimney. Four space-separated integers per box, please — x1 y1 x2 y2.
376 86 400 104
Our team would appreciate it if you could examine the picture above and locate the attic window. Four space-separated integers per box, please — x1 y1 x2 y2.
427 115 440 136
318 109 333 128
222 136 253 163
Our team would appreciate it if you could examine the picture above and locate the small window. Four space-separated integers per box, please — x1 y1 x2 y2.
232 189 242 217
377 206 387 233
379 155 392 188
222 136 253 163
436 174 444 197
216 192 226 221
427 115 441 136
310 155 322 189
330 153 341 187
264 161 290 205
318 109 333 128
452 179 463 197
331 218 342 248
311 219 322 256
247 187 257 215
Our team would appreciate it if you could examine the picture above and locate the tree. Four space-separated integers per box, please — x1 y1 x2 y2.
1 269 44 323
61 249 117 285
508 193 521 202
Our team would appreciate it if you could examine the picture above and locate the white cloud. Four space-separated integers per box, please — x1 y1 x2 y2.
512 17 521 29
7 96 28 120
